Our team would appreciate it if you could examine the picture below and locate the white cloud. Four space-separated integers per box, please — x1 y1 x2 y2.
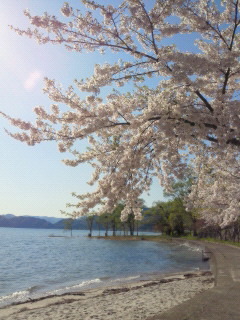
24 70 42 90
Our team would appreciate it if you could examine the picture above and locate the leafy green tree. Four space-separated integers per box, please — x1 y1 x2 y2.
97 213 111 236
64 218 74 237
144 201 172 235
126 199 145 236
144 198 193 236
164 177 199 236
110 203 124 236
164 176 194 201
85 213 95 237
97 203 124 236
168 199 192 236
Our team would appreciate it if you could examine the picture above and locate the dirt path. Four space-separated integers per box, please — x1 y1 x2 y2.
147 241 240 320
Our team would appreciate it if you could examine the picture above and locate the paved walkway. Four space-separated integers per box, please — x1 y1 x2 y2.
147 241 240 320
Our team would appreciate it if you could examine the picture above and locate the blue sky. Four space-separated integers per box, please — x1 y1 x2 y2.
0 0 167 218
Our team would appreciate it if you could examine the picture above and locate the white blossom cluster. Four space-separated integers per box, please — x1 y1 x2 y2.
2 0 240 225
185 147 240 227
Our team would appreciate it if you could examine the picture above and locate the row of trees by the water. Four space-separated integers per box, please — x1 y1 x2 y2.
65 177 240 242
65 201 240 242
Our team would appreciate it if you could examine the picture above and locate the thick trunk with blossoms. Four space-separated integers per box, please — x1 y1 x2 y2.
2 0 240 226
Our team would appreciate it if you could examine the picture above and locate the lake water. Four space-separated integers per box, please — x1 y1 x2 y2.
0 228 209 307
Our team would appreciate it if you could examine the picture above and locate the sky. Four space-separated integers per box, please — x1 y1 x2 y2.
0 0 167 218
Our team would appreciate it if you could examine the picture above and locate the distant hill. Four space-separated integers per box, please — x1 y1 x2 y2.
52 217 90 230
0 214 96 230
4 214 15 219
0 215 53 229
0 214 154 231
24 215 62 224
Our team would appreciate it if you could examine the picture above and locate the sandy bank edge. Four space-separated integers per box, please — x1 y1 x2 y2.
0 270 214 320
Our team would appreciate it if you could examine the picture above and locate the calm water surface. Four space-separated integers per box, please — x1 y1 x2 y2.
0 228 209 307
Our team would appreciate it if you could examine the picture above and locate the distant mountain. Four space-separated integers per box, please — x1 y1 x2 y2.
0 214 90 230
52 216 106 230
0 215 53 229
4 214 15 219
25 216 62 224
52 218 88 230
0 214 154 231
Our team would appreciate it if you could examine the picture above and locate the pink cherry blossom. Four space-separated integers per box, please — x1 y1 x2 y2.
2 0 240 225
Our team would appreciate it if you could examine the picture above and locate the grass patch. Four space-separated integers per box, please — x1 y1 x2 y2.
179 235 240 247
92 234 172 241
93 234 240 247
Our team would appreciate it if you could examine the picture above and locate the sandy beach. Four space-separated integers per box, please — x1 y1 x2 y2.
0 270 214 320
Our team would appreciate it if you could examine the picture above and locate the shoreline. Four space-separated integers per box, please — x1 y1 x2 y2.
1 238 239 319
0 269 214 320
0 237 210 308
0 265 211 308
0 238 214 320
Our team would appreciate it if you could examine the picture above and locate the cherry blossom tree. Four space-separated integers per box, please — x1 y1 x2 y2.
186 148 240 227
2 0 240 226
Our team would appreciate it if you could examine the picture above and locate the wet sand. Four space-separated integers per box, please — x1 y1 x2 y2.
0 270 214 320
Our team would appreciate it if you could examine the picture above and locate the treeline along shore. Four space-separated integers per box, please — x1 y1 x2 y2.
2 193 240 244
1 179 240 243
